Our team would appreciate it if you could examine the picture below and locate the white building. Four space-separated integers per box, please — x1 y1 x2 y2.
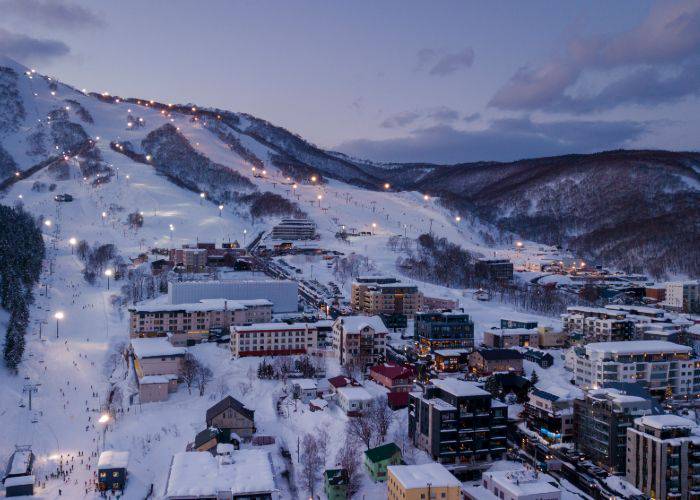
666 280 700 313
571 341 700 400
271 218 316 240
230 322 318 358
332 315 387 367
168 279 298 313
292 379 318 403
335 386 374 415
464 468 561 500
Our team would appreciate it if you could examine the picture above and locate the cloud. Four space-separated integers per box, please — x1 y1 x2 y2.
463 112 481 123
0 28 69 63
381 106 462 129
0 0 103 30
417 47 475 76
490 0 700 112
337 118 649 164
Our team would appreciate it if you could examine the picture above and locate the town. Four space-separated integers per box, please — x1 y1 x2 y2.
1 2 700 499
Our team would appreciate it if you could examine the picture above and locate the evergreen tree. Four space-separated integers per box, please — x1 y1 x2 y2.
530 370 539 386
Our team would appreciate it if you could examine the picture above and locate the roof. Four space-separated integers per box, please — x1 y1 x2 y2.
585 340 692 355
310 398 328 409
431 378 489 397
3 475 34 487
476 348 524 361
328 376 357 388
336 315 388 334
364 442 401 463
336 386 373 401
324 468 349 485
433 349 469 357
130 338 185 358
130 298 272 313
206 395 254 422
389 463 460 489
387 392 410 408
636 414 697 430
484 469 561 497
165 450 274 497
98 451 129 469
7 450 32 476
370 363 413 380
523 349 554 360
232 322 309 332
293 378 317 390
139 374 177 384
194 428 219 448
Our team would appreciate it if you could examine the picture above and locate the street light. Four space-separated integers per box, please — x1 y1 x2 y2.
383 182 390 190
218 204 224 217
104 269 113 290
44 219 52 228
317 194 322 207
243 229 247 246
423 194 430 201
54 311 64 338
99 413 110 451
455 216 461 223
371 222 377 234
199 192 205 205
169 224 174 240
68 237 77 254
310 175 317 183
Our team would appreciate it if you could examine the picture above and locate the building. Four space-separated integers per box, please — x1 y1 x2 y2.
350 276 423 318
483 328 538 349
168 279 298 313
335 386 374 416
364 443 403 482
369 363 414 392
131 338 184 402
164 450 275 499
645 285 667 304
468 349 524 376
414 309 474 354
421 296 459 311
626 414 700 499
97 451 129 492
206 396 255 440
561 306 634 341
332 315 387 367
230 322 319 358
324 468 348 500
292 379 318 403
537 326 569 348
522 349 554 368
573 387 655 474
408 378 507 478
570 341 700 400
666 280 700 313
387 463 461 500
464 468 562 500
191 428 220 454
169 247 207 272
327 375 361 394
3 448 34 498
128 298 273 339
524 387 577 442
501 318 538 330
475 258 513 281
270 218 316 240
433 349 470 373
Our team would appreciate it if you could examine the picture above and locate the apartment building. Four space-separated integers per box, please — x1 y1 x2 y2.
414 309 474 354
475 258 514 281
626 414 700 499
169 247 207 272
468 348 524 376
387 463 461 500
483 328 538 348
666 280 700 313
561 306 634 341
524 387 576 442
350 276 423 318
571 341 700 400
408 378 507 479
270 218 317 240
332 315 387 367
573 386 655 474
230 322 318 358
128 299 273 338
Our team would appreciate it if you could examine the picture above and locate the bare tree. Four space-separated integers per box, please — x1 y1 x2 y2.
196 363 213 396
336 435 362 496
299 433 322 496
346 411 374 450
370 397 394 443
181 353 199 395
315 425 330 467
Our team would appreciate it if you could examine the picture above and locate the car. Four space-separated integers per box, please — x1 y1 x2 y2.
54 193 74 202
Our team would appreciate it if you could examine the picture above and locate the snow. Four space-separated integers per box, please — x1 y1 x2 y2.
431 378 489 397
131 298 272 312
131 338 185 358
293 378 317 390
139 375 175 384
3 475 35 487
164 450 275 498
484 469 561 497
8 450 32 475
98 450 129 469
388 462 460 489
336 314 388 333
636 414 697 430
584 340 692 354
336 386 373 401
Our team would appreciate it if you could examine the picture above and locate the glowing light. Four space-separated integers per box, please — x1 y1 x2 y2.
310 175 317 183
292 183 298 189
383 183 390 189
218 204 224 210
104 269 113 277
50 91 56 96
372 222 377 228
127 122 133 128
145 155 152 161
44 219 52 227
516 241 523 248
54 311 64 320
101 211 107 218
455 216 461 222
200 192 206 199
423 194 430 201
98 414 110 424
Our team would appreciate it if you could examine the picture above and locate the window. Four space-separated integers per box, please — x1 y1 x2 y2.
112 471 119 478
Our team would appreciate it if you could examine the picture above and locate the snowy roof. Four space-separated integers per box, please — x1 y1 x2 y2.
636 414 697 430
588 388 647 404
131 338 185 358
310 398 328 409
336 386 374 401
232 322 309 332
216 443 234 455
8 450 32 475
484 469 561 497
98 451 129 469
431 378 489 397
433 349 468 357
131 298 272 313
388 462 460 489
489 328 537 336
293 378 317 390
585 340 692 355
3 475 34 487
139 374 177 384
165 450 274 498
337 315 388 334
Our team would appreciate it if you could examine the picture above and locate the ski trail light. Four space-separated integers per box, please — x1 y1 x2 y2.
104 269 113 290
311 175 317 183
54 311 64 338
384 182 390 190
455 216 462 222
218 204 224 217
44 219 52 227
423 194 430 201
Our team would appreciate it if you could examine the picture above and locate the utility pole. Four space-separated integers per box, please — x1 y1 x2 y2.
23 384 39 411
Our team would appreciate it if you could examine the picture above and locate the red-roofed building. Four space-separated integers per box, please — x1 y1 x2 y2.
369 363 414 392
327 376 360 394
387 391 410 410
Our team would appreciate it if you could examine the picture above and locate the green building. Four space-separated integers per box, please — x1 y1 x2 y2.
363 442 403 482
324 468 349 499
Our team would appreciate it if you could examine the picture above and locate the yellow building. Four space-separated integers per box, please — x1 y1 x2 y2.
387 463 461 500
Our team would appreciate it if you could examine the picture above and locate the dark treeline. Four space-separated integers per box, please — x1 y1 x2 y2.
0 204 45 370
